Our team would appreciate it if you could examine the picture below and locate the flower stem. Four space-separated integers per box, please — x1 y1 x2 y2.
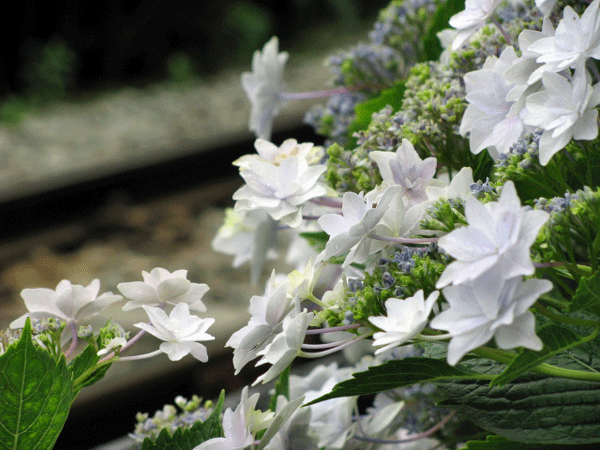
302 335 357 350
98 329 147 363
305 322 361 335
491 17 512 45
353 410 457 444
64 322 78 358
310 196 343 208
278 84 378 101
369 233 439 245
117 349 164 361
299 331 373 357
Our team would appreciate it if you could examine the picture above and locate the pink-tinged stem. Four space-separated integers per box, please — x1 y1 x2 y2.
353 410 457 444
302 335 357 350
491 17 512 45
299 331 373 358
311 197 343 208
534 262 565 268
278 84 375 101
369 233 439 245
64 322 78 358
305 323 361 335
98 329 147 363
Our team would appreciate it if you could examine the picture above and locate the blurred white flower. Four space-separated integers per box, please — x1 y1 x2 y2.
426 166 474 201
211 208 278 285
253 309 313 385
242 37 288 140
449 0 503 50
535 0 558 15
234 138 319 168
370 139 438 206
460 47 528 159
524 69 600 165
431 273 552 365
317 186 400 267
528 0 600 72
233 140 327 228
118 267 209 312
227 272 293 373
135 303 215 362
369 290 440 354
11 279 122 330
261 396 314 450
436 181 549 288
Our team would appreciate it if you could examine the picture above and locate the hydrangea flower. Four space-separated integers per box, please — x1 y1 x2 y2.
233 138 319 168
227 272 293 373
528 0 600 73
460 47 527 159
118 267 209 312
317 186 400 267
524 69 600 165
135 303 215 362
369 290 440 354
430 272 552 365
241 37 288 140
370 138 438 206
11 279 122 331
211 208 278 285
535 0 558 15
233 139 328 228
436 181 549 288
449 0 503 50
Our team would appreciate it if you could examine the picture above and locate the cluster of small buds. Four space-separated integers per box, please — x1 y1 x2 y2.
304 92 367 147
0 328 22 356
327 44 403 87
534 192 579 214
130 396 214 444
495 131 543 182
469 178 495 197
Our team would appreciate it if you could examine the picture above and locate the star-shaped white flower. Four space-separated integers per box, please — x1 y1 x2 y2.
118 267 209 312
242 37 289 140
227 272 294 373
135 303 215 362
11 279 122 329
233 140 327 228
430 273 552 366
253 309 313 385
317 186 400 267
369 290 440 354
449 0 503 50
528 0 600 73
370 138 438 206
234 138 318 168
460 47 528 159
436 181 549 288
524 69 600 165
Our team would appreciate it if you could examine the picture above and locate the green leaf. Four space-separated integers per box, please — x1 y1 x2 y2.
0 319 74 450
459 434 597 450
472 151 495 186
141 390 225 450
269 364 290 412
299 231 330 253
569 272 600 312
422 0 465 61
304 357 480 405
69 343 111 394
346 81 405 145
440 373 600 444
491 324 599 386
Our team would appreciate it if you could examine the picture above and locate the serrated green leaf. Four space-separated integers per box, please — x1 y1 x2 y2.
141 390 225 450
0 319 74 450
569 272 600 312
69 343 111 394
304 357 481 405
422 0 465 61
459 434 596 450
440 373 600 444
491 324 599 386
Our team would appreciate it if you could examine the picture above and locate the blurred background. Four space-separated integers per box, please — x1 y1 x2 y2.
0 0 387 448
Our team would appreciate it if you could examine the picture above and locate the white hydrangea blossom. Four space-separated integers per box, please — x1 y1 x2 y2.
524 69 600 165
135 303 215 362
370 138 438 206
233 139 328 228
431 272 552 365
118 267 209 312
449 0 503 50
528 0 600 73
241 37 288 140
11 279 122 331
436 181 549 288
369 290 440 354
460 47 528 159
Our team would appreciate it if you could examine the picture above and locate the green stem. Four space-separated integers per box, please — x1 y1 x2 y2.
538 294 570 310
472 347 516 365
307 294 328 309
534 304 600 328
72 359 114 390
